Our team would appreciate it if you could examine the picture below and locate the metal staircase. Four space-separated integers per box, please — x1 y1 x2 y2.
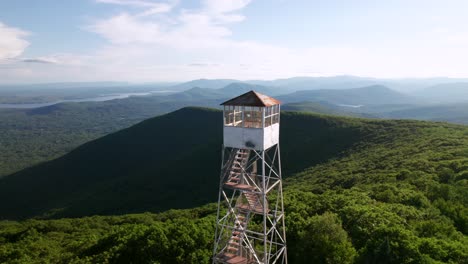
215 148 269 264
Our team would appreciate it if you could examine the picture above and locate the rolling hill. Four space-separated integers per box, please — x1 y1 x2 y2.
414 82 468 103
169 79 239 90
0 107 466 263
249 75 380 92
219 82 279 96
381 103 468 124
0 95 220 178
281 101 369 117
277 85 416 105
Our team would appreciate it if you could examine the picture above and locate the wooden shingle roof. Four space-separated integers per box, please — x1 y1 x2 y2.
221 91 281 107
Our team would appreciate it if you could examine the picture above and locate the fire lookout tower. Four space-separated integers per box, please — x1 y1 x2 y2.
213 91 287 264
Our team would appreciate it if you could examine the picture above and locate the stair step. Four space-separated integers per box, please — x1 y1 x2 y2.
228 241 240 247
231 236 240 241
224 183 255 191
227 246 239 252
236 203 268 214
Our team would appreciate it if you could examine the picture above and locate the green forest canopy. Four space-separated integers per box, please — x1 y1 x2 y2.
0 109 467 263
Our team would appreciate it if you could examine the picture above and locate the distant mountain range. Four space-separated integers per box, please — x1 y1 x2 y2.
169 79 239 91
381 103 468 124
163 83 468 124
2 75 468 104
412 82 468 103
166 75 468 94
164 83 417 106
277 85 417 105
249 75 381 92
164 82 279 101
281 101 371 118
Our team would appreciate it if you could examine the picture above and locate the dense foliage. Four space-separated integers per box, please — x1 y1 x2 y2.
283 114 468 263
0 108 467 263
0 207 217 264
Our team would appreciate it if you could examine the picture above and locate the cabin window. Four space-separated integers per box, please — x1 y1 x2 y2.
225 105 279 128
244 106 263 128
264 105 280 127
224 106 243 127
224 105 234 126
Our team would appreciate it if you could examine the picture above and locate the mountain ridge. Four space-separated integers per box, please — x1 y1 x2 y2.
277 85 416 105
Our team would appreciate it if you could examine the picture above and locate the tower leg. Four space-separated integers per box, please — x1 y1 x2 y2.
213 145 287 264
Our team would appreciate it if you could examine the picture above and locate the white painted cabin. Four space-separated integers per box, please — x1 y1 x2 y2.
221 91 281 151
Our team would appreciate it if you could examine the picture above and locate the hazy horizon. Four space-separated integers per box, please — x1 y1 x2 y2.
2 75 468 87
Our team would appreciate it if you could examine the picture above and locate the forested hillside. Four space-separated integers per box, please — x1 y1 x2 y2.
0 108 363 219
0 108 467 263
0 96 219 177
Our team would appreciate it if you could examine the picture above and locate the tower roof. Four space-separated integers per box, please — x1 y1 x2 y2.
221 90 281 107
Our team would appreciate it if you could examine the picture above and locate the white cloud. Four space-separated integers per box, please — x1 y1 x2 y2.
3 1 468 83
202 0 251 13
0 22 29 61
89 0 249 47
201 0 251 23
82 0 384 81
90 14 162 44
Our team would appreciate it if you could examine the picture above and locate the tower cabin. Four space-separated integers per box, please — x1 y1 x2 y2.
221 91 281 151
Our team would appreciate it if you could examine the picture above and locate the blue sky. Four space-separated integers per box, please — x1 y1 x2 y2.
1 0 468 83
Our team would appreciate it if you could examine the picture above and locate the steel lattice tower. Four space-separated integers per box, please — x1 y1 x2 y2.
213 91 287 264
